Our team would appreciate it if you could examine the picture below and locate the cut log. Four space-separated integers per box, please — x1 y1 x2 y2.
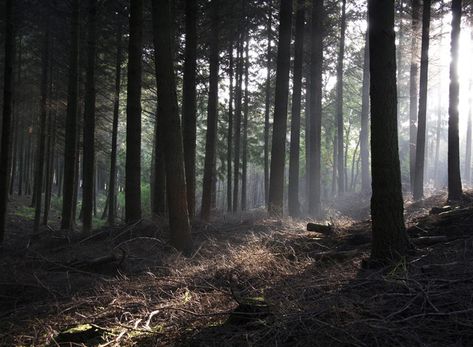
307 223 333 234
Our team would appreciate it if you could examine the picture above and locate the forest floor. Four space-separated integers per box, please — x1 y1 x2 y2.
1 191 473 346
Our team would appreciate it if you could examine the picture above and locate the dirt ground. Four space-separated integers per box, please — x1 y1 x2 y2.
1 192 473 346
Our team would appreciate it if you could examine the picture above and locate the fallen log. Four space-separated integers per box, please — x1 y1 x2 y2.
307 223 333 234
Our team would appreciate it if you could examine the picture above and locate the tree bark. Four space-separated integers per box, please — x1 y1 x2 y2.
227 41 234 212
125 0 143 223
447 0 463 200
0 0 14 243
288 0 305 217
82 0 97 232
268 0 293 216
360 30 370 193
152 0 192 252
241 33 249 211
368 0 409 262
308 0 323 217
413 0 431 200
264 0 272 207
61 0 80 230
201 0 220 221
182 0 197 218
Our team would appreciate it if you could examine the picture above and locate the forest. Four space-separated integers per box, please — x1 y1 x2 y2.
1 0 473 345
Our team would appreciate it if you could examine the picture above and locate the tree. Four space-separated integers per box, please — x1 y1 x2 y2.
466 79 472 184
227 40 234 212
264 0 272 206
152 0 192 252
201 0 220 221
61 0 80 231
125 0 143 223
335 0 347 196
360 30 370 193
288 0 305 217
182 0 198 218
308 0 323 217
447 0 463 201
368 0 409 262
241 32 250 211
413 0 431 201
0 0 15 243
82 0 98 232
408 0 421 192
268 0 293 216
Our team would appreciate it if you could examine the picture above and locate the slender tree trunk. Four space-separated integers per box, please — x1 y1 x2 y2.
433 22 444 187
182 0 197 218
360 30 370 193
241 33 249 211
335 0 346 196
151 114 166 215
368 0 409 262
466 79 472 184
108 24 122 226
61 0 80 230
308 0 323 217
447 0 463 200
201 0 220 221
0 0 14 243
82 0 97 232
268 0 293 216
33 23 50 232
288 0 305 217
409 0 421 192
152 0 192 252
227 41 234 212
125 0 143 223
10 38 22 196
233 24 244 212
413 0 431 200
264 0 272 206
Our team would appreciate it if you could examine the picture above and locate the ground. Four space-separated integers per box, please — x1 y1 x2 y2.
1 192 473 346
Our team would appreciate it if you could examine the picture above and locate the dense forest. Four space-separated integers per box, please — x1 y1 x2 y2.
2 0 473 345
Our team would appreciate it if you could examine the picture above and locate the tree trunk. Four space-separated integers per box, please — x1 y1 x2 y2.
125 0 143 223
182 0 197 218
368 0 409 262
241 33 249 211
201 0 220 221
335 0 346 196
308 0 323 217
33 23 50 232
447 0 463 200
288 0 305 217
268 0 293 216
413 0 431 201
227 41 234 212
152 0 192 252
151 114 166 215
9 38 22 196
408 0 421 192
0 0 14 243
108 24 122 226
466 79 472 184
264 0 272 206
360 30 370 193
82 0 97 232
61 0 80 230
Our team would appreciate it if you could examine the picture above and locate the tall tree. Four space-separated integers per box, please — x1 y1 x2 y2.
108 22 123 226
268 0 293 216
408 0 421 192
335 0 347 196
182 0 197 218
201 0 220 221
152 0 192 251
33 21 50 232
0 0 14 243
264 0 272 206
82 0 97 232
447 0 463 201
227 41 234 212
466 79 472 184
360 30 370 193
61 0 80 230
288 0 305 217
241 33 250 211
125 0 143 223
413 0 431 200
368 0 409 262
308 0 323 217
